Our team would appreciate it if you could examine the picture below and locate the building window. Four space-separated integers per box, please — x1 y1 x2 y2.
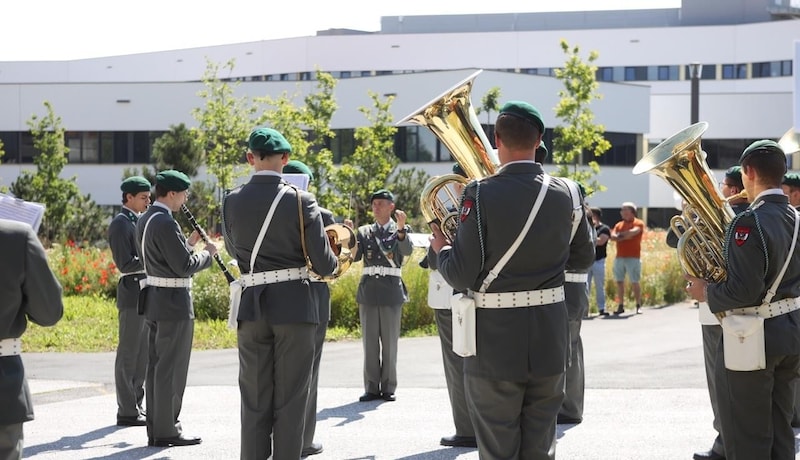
657 65 679 81
721 63 747 79
596 67 614 81
624 66 648 81
361 70 371 77
265 75 275 81
781 60 793 76
299 72 311 81
340 71 351 78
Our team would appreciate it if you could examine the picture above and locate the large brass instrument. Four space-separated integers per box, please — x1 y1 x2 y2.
310 224 357 282
397 70 498 241
778 127 800 155
632 122 735 283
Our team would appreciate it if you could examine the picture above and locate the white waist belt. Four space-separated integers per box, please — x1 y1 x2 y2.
564 272 588 283
120 270 146 277
474 286 565 309
240 267 308 288
729 296 800 319
146 276 192 288
0 338 21 356
363 266 402 277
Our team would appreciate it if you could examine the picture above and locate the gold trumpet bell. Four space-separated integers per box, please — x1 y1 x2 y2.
313 224 357 281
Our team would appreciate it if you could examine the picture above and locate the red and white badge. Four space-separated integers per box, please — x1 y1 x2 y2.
460 199 474 222
733 226 750 246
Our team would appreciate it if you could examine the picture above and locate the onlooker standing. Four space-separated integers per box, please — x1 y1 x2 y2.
431 101 595 459
782 172 800 430
610 202 645 314
108 175 151 427
223 128 338 460
350 189 413 403
0 219 63 460
686 140 800 460
136 170 215 447
587 207 611 316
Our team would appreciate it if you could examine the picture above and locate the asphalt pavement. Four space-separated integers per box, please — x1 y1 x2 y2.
19 301 794 459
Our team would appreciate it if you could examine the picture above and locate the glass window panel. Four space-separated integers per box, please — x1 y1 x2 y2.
781 60 793 76
114 132 130 163
331 128 354 163
593 132 637 166
83 132 99 163
624 66 647 81
701 65 716 80
132 132 150 163
66 132 82 162
100 132 114 163
596 67 613 81
340 71 351 78
361 71 371 77
20 132 36 163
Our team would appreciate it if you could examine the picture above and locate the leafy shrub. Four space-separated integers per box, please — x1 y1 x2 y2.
48 242 118 298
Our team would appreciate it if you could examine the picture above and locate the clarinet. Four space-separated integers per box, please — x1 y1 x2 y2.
180 204 236 284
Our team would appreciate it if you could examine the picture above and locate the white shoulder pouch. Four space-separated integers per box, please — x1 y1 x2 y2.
720 315 766 371
427 270 452 310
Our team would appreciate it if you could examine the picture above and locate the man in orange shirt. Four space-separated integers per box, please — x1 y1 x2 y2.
610 202 645 314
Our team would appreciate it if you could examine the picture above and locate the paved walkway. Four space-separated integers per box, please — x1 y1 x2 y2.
18 302 795 459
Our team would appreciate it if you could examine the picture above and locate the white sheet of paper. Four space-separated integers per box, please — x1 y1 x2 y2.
0 194 45 233
282 173 310 191
407 232 431 248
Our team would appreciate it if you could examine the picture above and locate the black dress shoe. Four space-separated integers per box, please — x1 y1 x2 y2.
381 392 396 402
301 442 323 457
440 435 477 448
116 415 147 426
358 392 381 402
556 415 582 425
614 304 625 315
693 449 725 460
151 435 202 447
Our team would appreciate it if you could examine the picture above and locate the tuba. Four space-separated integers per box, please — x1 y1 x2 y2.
632 122 735 283
397 69 498 241
778 127 800 155
309 224 357 282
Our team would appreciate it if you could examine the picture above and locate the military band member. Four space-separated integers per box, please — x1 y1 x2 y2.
782 171 800 429
349 189 413 402
223 128 338 460
282 159 330 458
431 101 595 459
136 169 215 447
0 219 63 460
422 163 477 449
686 140 800 460
108 175 151 427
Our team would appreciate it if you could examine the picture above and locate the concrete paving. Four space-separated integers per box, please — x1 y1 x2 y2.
17 301 794 459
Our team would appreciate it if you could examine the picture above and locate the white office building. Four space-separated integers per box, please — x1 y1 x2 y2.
0 0 798 226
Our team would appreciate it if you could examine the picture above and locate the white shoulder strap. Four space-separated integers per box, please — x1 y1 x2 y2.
562 178 583 243
480 174 551 292
249 185 291 273
140 212 161 274
762 208 800 305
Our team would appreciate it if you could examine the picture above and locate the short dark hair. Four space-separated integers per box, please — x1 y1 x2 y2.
741 152 787 188
495 114 540 151
154 184 170 198
590 207 602 219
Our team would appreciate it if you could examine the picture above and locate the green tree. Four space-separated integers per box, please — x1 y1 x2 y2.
386 167 429 228
151 123 205 177
193 59 256 208
552 39 611 195
257 70 338 203
476 86 501 125
10 101 105 244
328 92 398 226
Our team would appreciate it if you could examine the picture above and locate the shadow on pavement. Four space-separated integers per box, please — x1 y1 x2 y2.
24 425 128 457
317 399 385 427
396 447 476 459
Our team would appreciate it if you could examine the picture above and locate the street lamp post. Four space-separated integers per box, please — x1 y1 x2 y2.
689 62 703 124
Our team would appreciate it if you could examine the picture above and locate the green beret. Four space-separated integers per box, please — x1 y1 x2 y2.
283 160 314 181
248 127 292 154
155 169 191 192
370 189 394 202
724 166 743 188
535 144 549 162
452 163 467 178
740 139 784 163
783 172 800 188
499 101 545 134
120 176 151 194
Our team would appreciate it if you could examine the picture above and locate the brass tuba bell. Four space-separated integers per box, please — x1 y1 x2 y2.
633 122 736 283
397 70 498 241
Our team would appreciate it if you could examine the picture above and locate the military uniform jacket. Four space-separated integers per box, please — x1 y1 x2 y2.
222 174 338 325
314 207 336 323
135 204 212 321
438 162 595 381
708 192 800 357
0 219 63 424
353 220 413 306
108 207 145 310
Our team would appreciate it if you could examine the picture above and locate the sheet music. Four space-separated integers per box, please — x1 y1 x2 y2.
281 173 310 191
407 232 432 248
0 194 45 232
